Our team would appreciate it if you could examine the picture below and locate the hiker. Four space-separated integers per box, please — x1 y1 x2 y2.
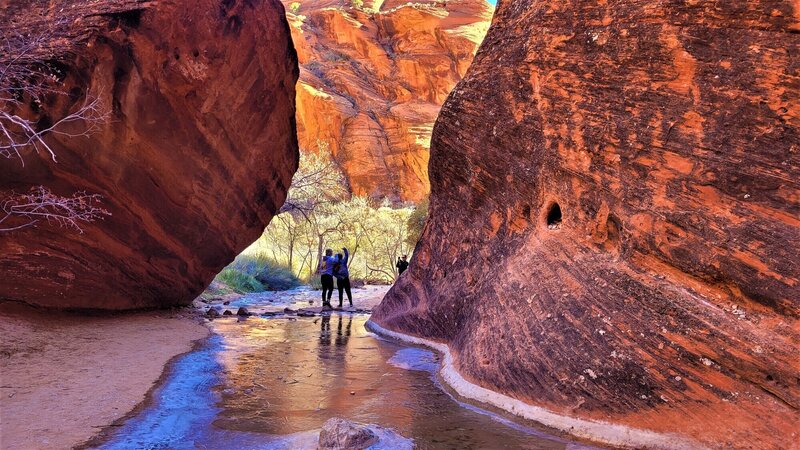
396 255 409 276
334 247 352 308
318 248 336 308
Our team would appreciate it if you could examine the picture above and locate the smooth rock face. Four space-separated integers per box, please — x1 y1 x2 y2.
374 0 800 447
318 418 378 450
0 0 298 309
283 0 492 202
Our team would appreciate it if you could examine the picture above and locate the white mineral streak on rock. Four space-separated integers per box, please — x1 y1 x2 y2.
366 320 706 450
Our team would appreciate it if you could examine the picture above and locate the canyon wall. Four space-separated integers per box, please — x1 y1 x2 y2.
0 0 298 309
284 0 492 202
373 0 800 448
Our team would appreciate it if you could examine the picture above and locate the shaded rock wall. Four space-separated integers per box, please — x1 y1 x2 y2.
0 0 298 309
284 0 492 202
373 0 800 447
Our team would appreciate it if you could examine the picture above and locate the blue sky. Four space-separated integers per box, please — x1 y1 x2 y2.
486 0 497 5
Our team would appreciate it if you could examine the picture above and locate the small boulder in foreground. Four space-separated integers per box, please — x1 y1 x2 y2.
318 418 378 450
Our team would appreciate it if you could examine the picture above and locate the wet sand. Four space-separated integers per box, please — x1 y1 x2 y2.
0 303 208 450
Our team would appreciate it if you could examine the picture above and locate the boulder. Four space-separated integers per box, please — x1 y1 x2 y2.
236 307 250 316
0 0 298 309
373 0 800 448
318 418 378 450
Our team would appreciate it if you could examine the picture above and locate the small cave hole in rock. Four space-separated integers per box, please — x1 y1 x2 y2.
603 214 622 253
109 9 144 28
546 203 562 229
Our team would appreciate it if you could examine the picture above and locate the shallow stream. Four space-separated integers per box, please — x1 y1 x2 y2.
96 288 596 449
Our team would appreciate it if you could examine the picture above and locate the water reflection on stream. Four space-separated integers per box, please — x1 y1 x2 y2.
98 291 596 449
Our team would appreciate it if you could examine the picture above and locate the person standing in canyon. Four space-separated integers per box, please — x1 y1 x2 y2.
318 249 336 308
335 247 353 308
396 255 409 277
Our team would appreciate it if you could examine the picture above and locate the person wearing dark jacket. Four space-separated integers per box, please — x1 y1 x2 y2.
335 247 352 308
318 249 336 308
396 255 409 277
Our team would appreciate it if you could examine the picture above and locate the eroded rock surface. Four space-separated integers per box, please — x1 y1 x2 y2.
283 0 492 202
0 0 298 309
374 0 800 447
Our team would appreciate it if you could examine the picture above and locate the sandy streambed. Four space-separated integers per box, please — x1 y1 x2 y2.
0 303 208 450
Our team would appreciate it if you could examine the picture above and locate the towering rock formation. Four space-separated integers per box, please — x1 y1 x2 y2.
373 0 800 447
0 0 298 309
283 0 492 202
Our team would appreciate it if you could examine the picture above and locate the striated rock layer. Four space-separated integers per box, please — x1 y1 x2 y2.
0 0 298 309
373 0 800 447
284 0 492 202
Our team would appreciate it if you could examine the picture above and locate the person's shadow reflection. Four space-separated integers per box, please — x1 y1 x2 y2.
319 315 332 347
319 314 351 365
335 314 352 347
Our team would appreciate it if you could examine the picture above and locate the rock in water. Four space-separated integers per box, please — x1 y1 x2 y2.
0 0 298 309
318 418 378 450
236 307 249 316
283 0 492 202
373 0 800 448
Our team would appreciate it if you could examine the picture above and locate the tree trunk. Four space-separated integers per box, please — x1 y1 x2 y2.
288 238 294 270
316 234 324 273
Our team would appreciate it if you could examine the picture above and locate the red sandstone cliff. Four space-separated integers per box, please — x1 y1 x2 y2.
283 0 492 202
373 0 800 447
0 0 298 309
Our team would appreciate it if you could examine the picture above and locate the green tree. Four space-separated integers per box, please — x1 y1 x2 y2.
264 144 349 278
255 143 418 283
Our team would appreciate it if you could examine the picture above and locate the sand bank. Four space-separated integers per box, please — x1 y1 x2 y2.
0 303 208 450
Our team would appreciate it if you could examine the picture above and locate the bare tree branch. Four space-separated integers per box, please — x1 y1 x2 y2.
366 264 394 282
0 29 109 166
0 96 107 165
0 20 113 234
0 186 111 233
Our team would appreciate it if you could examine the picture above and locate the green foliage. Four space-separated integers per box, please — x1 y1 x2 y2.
254 259 302 290
251 196 414 283
351 0 364 9
217 268 264 294
245 146 416 284
307 276 323 290
289 1 301 13
198 280 235 301
214 254 301 293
